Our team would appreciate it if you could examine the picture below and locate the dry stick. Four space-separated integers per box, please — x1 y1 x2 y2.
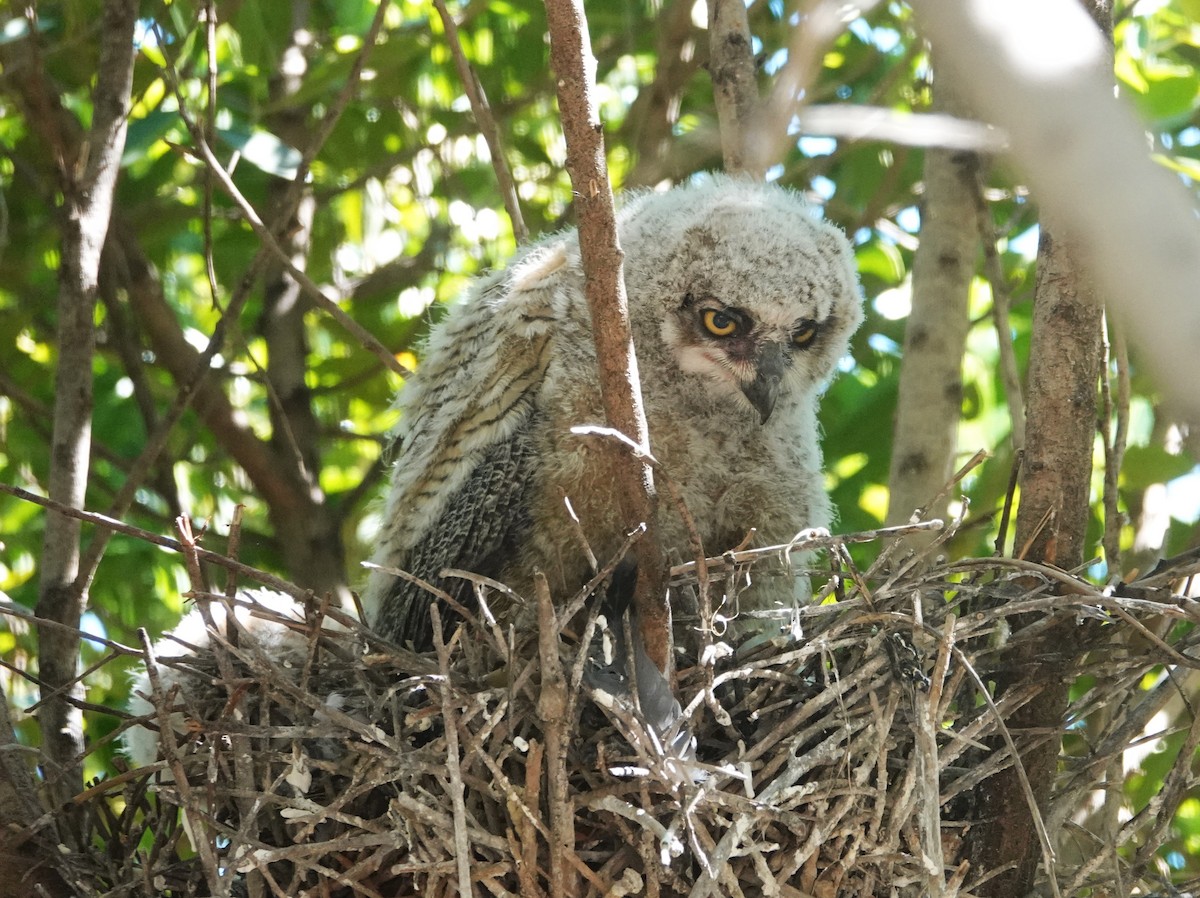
430 604 475 898
535 573 577 896
1100 318 1131 581
138 628 229 896
432 0 527 242
174 518 263 884
0 482 313 602
973 171 1026 450
542 0 669 674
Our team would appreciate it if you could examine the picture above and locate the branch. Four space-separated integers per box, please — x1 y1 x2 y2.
622 0 703 188
907 0 1200 422
707 0 761 176
432 0 527 242
151 20 409 380
886 73 978 530
0 482 314 602
953 4 1110 891
33 0 138 815
542 0 670 673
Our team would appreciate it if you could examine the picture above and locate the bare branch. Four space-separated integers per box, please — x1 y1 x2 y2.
1100 319 1131 582
973 175 1026 450
542 0 669 673
907 0 1200 422
433 0 527 242
707 0 761 176
33 0 138 813
0 482 314 603
886 73 978 530
151 22 409 380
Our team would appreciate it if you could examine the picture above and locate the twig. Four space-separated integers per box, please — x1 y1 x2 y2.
138 628 230 894
151 22 409 379
1100 316 1130 581
973 170 1026 450
535 573 577 895
0 482 313 601
432 0 527 241
430 604 475 897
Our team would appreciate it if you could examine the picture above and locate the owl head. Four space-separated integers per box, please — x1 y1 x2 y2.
618 177 863 423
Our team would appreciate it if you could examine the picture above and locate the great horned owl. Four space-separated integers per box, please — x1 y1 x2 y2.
364 176 863 649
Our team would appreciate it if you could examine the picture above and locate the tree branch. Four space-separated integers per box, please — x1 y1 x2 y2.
886 73 978 530
961 4 1110 891
33 0 137 815
707 0 761 177
907 0 1200 422
542 0 669 673
433 0 527 242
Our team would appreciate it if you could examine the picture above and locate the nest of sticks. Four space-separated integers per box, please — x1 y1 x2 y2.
74 519 1200 897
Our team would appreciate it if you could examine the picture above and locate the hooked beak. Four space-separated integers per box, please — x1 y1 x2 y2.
740 343 786 424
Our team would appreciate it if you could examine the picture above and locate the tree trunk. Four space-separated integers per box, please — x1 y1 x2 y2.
260 5 349 600
886 75 977 529
32 0 138 817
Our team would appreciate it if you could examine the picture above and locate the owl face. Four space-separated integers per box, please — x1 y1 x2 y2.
618 177 863 424
665 290 824 423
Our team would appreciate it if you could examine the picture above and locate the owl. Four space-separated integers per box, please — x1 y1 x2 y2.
363 176 863 649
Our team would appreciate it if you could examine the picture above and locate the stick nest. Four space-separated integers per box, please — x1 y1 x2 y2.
74 523 1200 897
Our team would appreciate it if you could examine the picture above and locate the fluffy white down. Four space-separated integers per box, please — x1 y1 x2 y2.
123 589 323 770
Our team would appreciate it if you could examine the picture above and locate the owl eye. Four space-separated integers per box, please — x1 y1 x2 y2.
792 319 819 348
702 308 740 337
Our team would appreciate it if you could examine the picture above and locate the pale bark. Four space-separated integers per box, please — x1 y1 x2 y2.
961 2 1111 889
886 79 978 528
906 0 1200 422
708 0 762 177
30 0 137 815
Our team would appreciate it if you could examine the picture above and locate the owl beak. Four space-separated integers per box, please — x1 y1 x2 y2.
741 343 786 424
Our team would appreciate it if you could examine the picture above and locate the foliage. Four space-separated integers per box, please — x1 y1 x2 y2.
1 0 1200 888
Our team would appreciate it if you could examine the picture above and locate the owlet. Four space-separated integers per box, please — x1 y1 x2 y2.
363 176 864 648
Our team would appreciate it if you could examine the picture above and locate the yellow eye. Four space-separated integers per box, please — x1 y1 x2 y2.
793 320 819 348
702 309 739 337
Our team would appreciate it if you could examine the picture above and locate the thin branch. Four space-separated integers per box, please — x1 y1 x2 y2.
542 0 669 673
34 0 138 815
432 0 527 241
429 605 474 896
973 170 1026 450
151 23 408 379
0 482 314 602
1101 316 1131 582
907 0 1200 422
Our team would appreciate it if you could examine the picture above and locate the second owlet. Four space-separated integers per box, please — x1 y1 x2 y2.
363 176 864 649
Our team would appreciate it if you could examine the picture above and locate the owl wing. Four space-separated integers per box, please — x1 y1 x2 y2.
365 241 579 649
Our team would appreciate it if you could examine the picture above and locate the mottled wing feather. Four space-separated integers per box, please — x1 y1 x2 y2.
364 245 573 648
370 413 540 648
